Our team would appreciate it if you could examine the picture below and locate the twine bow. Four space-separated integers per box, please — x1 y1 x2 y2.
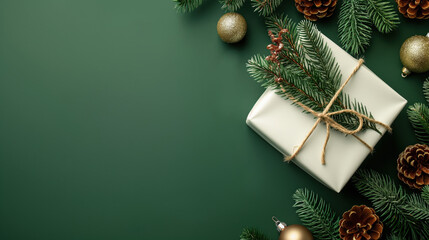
283 59 392 165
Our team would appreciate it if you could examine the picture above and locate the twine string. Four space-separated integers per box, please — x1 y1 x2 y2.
281 59 392 165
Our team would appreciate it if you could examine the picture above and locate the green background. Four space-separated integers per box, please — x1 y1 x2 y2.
0 0 428 239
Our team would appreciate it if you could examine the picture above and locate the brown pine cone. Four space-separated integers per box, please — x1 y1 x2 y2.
295 0 338 21
339 205 383 240
396 0 429 19
397 144 429 189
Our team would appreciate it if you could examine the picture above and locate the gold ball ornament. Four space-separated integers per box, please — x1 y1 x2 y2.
278 225 313 240
216 13 247 43
400 33 429 77
273 217 313 240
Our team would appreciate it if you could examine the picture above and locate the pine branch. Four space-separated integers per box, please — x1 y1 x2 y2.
297 20 378 132
423 79 429 104
293 189 340 240
338 0 372 56
402 194 429 221
249 15 378 133
240 228 271 240
174 0 203 12
366 0 400 33
387 235 406 240
220 0 245 12
251 0 283 16
423 186 429 205
407 103 429 145
353 169 429 239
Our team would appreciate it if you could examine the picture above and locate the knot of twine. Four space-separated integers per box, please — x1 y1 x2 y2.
283 59 392 165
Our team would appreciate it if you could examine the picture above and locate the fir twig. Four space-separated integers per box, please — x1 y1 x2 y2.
407 103 429 145
240 228 271 240
220 0 246 12
174 0 203 12
293 189 340 240
423 186 429 205
353 169 429 239
387 235 406 240
338 0 372 56
366 0 400 33
249 15 378 132
251 0 283 16
402 194 429 221
423 79 429 104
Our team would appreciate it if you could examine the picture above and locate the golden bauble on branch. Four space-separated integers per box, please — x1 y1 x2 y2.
216 12 247 43
400 33 429 77
278 224 313 240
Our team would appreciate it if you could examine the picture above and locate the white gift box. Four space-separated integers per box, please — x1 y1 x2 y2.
246 35 407 193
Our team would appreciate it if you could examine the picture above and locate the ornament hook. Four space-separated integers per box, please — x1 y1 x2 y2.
272 216 287 232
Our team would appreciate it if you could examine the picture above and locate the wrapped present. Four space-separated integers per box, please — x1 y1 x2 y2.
246 30 407 193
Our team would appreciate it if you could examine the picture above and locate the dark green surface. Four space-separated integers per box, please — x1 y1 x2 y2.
0 1 428 239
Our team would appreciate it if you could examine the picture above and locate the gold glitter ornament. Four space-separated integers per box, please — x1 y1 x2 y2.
400 33 429 77
216 13 247 43
273 217 313 240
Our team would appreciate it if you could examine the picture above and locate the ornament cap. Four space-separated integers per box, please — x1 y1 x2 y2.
272 216 287 232
401 67 411 78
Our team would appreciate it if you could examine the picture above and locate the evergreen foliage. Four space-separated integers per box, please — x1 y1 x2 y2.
353 169 429 239
402 194 429 221
423 186 429 204
248 15 377 132
338 0 372 56
293 189 340 240
173 0 203 12
174 0 283 15
366 0 400 33
407 79 429 145
407 103 429 144
338 0 399 56
240 228 271 240
423 79 429 103
251 0 283 16
387 235 406 240
220 0 246 12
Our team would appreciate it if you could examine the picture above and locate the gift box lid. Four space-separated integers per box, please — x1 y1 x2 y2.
246 34 407 193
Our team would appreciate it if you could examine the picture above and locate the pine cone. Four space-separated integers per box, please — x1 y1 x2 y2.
396 0 429 19
294 0 338 21
339 205 383 240
397 144 429 189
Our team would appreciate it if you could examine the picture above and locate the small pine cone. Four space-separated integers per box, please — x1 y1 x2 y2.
397 144 429 189
396 0 429 19
294 0 338 21
339 205 383 240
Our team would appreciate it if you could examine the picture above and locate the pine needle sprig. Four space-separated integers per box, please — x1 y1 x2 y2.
402 194 429 221
366 0 400 33
423 186 429 205
387 235 406 240
174 0 203 12
174 0 284 14
407 103 429 145
251 0 283 16
240 228 271 240
293 189 340 240
220 0 246 12
338 0 399 56
338 0 372 56
249 15 378 132
423 78 429 104
353 169 429 239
